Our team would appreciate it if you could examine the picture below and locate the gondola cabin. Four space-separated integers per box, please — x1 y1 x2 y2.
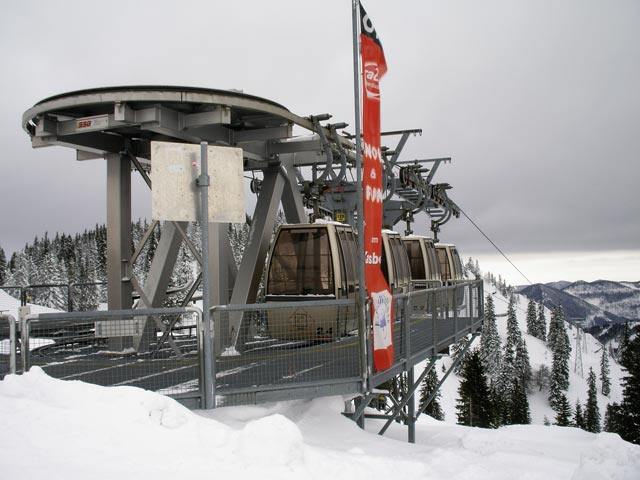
402 235 442 314
264 223 411 340
401 235 442 289
264 222 359 340
434 244 465 285
435 243 466 309
380 230 412 295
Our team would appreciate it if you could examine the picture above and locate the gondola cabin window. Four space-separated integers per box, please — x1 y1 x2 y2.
267 228 335 296
450 247 463 278
437 247 452 282
390 236 410 288
426 242 440 280
336 228 359 296
404 239 426 281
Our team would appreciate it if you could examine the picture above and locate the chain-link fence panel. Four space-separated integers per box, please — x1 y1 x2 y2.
21 308 202 400
212 299 362 402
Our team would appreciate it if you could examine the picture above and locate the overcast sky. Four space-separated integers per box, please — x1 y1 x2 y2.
1 0 638 284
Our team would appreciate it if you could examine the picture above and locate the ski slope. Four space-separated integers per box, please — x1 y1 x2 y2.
438 286 626 426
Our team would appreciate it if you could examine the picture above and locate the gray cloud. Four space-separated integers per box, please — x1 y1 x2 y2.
0 0 638 265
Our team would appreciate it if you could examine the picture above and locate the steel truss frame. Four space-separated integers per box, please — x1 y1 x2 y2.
22 86 463 354
346 332 478 443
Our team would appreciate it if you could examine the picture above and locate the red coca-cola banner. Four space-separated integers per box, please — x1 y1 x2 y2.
360 2 393 371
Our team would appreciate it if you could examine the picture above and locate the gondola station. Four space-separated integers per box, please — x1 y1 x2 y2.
10 85 483 442
0 4 487 444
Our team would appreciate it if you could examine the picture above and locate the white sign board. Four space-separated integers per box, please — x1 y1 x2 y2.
151 141 244 223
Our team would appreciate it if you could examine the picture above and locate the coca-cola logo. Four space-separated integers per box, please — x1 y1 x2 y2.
364 62 380 99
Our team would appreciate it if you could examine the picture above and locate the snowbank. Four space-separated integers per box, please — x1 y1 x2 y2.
0 368 638 480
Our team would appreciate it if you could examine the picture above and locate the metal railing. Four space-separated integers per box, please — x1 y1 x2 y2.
19 307 204 406
210 298 364 406
11 279 483 409
0 314 17 377
371 279 483 387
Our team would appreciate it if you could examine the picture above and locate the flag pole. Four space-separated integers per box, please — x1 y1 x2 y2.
352 0 370 396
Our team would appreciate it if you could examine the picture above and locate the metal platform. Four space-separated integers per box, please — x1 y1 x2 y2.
2 281 483 410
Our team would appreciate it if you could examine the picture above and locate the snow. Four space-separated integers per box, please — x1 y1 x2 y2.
313 218 350 226
221 346 240 357
0 367 638 479
439 287 626 427
0 289 61 319
1 282 638 478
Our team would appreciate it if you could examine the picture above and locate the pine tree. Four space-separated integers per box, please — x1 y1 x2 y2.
488 382 504 427
616 332 640 444
547 305 561 352
36 250 68 310
584 367 601 433
505 296 521 352
500 296 532 412
515 337 532 392
526 298 537 337
548 306 571 410
450 335 472 375
0 246 7 285
574 400 585 429
74 257 99 311
600 348 611 397
95 224 107 281
618 323 633 369
495 341 515 425
549 342 570 410
536 301 547 341
554 392 572 426
509 378 531 425
418 368 445 421
604 402 622 434
478 294 502 380
456 350 494 428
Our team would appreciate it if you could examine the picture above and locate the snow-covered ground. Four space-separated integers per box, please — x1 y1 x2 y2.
0 367 638 479
1 284 638 479
1 289 61 354
0 288 62 319
438 288 626 426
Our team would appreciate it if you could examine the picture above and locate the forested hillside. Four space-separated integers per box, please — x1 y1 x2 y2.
0 220 251 311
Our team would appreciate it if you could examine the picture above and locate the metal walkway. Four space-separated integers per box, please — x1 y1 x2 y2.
1 280 482 409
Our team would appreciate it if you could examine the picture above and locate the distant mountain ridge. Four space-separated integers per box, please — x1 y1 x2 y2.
545 281 572 290
563 280 640 321
518 279 640 328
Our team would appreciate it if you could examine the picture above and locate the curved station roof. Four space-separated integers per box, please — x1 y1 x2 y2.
21 85 349 163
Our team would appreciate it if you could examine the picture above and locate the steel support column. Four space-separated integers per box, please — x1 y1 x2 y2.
210 222 237 352
106 152 133 350
407 367 416 443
